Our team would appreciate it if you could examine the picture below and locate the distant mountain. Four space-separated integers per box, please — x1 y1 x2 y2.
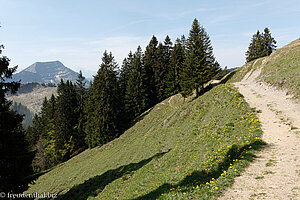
12 61 79 84
228 67 239 72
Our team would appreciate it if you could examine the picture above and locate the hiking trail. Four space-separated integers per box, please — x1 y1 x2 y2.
219 66 300 199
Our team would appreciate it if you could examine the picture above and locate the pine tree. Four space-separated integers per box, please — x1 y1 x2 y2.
124 46 146 120
245 28 276 62
27 80 83 169
245 30 263 62
180 35 187 50
154 36 173 101
26 73 88 169
76 70 86 115
166 37 186 96
119 52 134 124
0 44 34 193
119 51 134 99
75 71 87 150
262 28 276 57
54 80 80 160
164 35 173 59
25 96 55 171
143 36 158 108
181 19 219 97
84 51 121 148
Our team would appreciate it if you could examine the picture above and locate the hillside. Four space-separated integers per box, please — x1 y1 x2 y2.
11 102 35 128
220 38 300 199
12 61 79 84
26 83 264 199
7 83 57 113
24 38 300 200
228 38 300 99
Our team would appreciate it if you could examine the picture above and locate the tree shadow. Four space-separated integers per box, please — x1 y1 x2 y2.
26 168 53 184
52 150 170 200
190 84 216 102
190 71 237 102
220 71 237 84
132 139 266 200
128 107 154 128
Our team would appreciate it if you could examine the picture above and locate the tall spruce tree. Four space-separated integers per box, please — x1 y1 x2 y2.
119 52 134 99
143 36 158 108
26 95 56 170
262 28 276 57
245 30 263 62
245 28 276 62
0 44 34 193
75 71 87 150
124 46 146 120
154 36 173 101
181 19 219 97
166 37 186 96
40 96 58 167
26 77 88 169
84 51 121 148
119 52 134 124
54 80 80 160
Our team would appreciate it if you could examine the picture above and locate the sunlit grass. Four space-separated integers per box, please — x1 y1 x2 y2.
26 84 265 199
227 38 300 99
260 38 300 99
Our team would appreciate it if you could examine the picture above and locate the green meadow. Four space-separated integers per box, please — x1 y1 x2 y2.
27 83 265 199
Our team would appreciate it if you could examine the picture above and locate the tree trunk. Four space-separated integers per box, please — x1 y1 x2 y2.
196 87 200 97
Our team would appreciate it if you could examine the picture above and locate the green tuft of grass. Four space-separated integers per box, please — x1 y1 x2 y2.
255 176 264 179
266 159 277 167
263 170 275 175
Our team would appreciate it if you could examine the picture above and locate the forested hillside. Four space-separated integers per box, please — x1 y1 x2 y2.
7 83 57 113
26 83 264 199
25 19 224 172
2 1 299 199
11 102 34 128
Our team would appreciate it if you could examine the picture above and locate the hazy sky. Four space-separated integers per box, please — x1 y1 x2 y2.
1 0 300 77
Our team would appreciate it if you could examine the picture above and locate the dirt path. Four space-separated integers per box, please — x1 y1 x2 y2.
219 68 300 199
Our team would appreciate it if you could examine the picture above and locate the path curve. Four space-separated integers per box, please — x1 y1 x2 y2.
219 67 300 199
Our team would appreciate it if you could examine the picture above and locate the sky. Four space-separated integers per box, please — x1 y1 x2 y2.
1 0 300 78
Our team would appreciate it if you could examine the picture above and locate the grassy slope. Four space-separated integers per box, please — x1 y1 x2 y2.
27 84 264 200
228 38 300 98
226 58 264 83
261 38 300 98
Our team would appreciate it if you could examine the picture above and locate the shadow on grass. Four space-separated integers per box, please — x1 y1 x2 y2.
132 139 266 200
190 85 216 102
129 107 154 128
53 150 170 200
220 71 237 84
27 168 53 184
